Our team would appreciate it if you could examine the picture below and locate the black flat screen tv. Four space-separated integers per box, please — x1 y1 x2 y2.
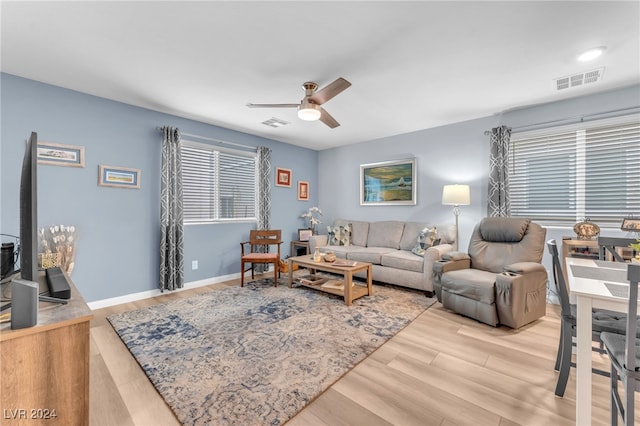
19 132 38 282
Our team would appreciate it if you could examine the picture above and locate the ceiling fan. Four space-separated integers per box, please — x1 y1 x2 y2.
247 77 351 128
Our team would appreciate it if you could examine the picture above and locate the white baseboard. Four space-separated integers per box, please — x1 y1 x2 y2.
87 272 240 310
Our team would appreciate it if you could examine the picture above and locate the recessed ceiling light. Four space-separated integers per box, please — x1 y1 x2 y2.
578 46 606 62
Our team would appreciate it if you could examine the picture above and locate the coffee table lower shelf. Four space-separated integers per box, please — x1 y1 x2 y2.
287 255 373 306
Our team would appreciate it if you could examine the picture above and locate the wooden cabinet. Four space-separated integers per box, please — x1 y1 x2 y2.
0 277 93 425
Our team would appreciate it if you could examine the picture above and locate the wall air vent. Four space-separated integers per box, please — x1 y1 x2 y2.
261 117 289 128
555 67 604 91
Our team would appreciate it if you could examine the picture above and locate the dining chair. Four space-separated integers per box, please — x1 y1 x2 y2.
600 263 640 426
547 239 632 397
598 236 638 262
240 229 282 287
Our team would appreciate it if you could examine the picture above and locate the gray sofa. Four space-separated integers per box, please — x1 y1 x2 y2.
309 219 456 294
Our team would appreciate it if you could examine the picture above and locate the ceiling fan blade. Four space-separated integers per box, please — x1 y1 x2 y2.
309 78 351 105
319 107 340 128
246 103 299 108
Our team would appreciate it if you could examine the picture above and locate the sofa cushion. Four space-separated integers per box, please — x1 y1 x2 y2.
335 219 369 247
367 221 405 249
441 269 497 304
346 247 396 265
327 223 352 246
381 251 424 273
400 222 428 250
411 227 440 256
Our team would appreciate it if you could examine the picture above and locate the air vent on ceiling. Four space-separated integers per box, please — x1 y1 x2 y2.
555 67 604 91
261 117 289 128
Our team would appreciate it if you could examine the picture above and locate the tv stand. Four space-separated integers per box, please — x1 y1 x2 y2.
0 274 92 425
39 295 68 304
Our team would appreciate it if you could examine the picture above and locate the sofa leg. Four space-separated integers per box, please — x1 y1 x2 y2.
424 291 434 298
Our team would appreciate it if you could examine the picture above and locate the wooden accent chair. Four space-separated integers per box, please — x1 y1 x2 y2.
240 230 282 287
547 239 635 398
600 263 640 425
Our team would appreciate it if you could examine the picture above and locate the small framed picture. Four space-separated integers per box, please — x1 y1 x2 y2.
37 142 85 168
298 229 313 242
275 167 292 187
98 165 141 189
298 181 309 201
621 218 640 231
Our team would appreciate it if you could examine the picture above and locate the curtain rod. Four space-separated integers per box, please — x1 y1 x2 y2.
156 127 257 151
485 105 640 135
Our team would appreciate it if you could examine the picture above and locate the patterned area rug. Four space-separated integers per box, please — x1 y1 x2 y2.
108 278 435 426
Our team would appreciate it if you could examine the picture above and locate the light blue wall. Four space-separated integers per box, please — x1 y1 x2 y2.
1 73 318 302
318 115 498 248
318 84 640 276
3 72 637 303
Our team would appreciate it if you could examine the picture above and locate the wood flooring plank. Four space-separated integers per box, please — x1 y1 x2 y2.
289 387 393 426
387 352 574 426
334 358 500 426
91 324 146 387
89 352 134 426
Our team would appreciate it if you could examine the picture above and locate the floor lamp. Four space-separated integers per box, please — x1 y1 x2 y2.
442 184 470 251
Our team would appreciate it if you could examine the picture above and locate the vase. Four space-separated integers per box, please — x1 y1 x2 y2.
313 247 321 262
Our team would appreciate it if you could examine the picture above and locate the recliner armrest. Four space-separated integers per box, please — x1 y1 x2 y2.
441 251 471 262
495 264 548 328
504 262 546 275
433 257 471 275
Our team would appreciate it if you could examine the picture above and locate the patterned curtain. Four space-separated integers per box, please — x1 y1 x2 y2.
257 146 272 230
255 146 272 272
487 125 512 217
160 126 184 291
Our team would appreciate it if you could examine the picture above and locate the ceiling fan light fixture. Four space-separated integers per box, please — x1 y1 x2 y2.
298 101 321 121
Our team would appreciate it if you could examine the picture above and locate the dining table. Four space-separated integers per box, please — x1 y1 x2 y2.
565 256 635 425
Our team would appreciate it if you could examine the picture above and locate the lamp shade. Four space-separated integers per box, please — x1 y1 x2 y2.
442 184 470 206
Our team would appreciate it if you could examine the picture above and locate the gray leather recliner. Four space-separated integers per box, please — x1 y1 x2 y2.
433 217 547 329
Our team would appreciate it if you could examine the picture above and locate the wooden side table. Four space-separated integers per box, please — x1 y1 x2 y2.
290 240 310 257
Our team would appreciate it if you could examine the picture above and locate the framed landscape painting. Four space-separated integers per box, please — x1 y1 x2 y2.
360 158 416 205
98 165 141 189
37 142 85 168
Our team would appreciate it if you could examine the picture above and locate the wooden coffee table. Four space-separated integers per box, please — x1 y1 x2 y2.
288 255 373 306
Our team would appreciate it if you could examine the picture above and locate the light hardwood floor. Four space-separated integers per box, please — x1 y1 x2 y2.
89 277 639 426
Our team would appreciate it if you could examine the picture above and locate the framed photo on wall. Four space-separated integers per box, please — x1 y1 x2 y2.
360 158 417 205
298 181 309 201
37 142 85 168
98 165 141 189
275 167 292 187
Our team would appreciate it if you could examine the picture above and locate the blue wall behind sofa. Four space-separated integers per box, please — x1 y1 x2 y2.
1 73 319 303
318 84 640 279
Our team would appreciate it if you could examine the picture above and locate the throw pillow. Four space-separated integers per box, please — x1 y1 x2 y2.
411 226 440 257
327 224 352 246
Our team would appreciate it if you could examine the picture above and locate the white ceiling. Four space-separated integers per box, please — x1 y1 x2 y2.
2 1 639 150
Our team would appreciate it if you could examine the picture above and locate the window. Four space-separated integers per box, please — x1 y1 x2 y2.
181 140 257 223
509 115 640 226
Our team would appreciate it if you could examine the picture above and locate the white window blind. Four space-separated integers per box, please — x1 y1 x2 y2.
509 115 640 225
182 140 257 223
